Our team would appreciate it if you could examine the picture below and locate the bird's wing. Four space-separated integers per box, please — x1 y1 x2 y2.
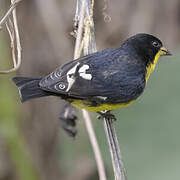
39 48 145 103
39 50 106 95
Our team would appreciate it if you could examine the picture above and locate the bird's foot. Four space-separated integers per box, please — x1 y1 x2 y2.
97 111 116 121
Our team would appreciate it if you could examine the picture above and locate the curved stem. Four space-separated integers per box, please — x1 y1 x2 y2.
0 0 22 74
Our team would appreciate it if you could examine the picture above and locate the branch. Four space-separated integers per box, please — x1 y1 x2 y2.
0 0 22 74
104 119 126 180
79 0 127 179
0 0 22 29
73 0 86 59
73 0 107 180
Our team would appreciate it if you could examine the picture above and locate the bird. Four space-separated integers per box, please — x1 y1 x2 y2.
12 33 171 119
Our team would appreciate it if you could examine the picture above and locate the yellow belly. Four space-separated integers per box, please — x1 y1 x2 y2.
71 99 135 112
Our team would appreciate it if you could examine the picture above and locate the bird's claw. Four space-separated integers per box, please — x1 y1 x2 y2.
97 111 117 121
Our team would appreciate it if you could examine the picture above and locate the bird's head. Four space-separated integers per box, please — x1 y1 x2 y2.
123 33 171 66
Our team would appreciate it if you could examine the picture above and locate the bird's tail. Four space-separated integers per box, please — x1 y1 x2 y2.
12 77 51 103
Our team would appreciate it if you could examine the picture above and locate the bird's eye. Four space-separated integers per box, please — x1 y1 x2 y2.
152 41 160 47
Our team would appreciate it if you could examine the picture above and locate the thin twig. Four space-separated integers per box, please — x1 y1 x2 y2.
74 0 86 59
74 0 107 180
6 18 16 67
104 119 126 180
82 110 107 180
0 0 22 29
82 0 126 179
0 0 22 74
12 0 22 68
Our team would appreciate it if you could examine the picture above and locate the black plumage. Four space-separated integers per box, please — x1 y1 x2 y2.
12 33 171 112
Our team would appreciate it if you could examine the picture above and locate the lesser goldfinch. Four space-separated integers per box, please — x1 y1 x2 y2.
12 33 171 118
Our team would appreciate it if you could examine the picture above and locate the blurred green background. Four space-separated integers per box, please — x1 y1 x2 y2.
0 0 180 180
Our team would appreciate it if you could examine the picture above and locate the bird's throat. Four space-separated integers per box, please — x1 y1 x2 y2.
145 51 161 83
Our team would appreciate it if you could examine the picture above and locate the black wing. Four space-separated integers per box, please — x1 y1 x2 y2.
39 48 146 103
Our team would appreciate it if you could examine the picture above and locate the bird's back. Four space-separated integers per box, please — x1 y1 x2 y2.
40 47 146 105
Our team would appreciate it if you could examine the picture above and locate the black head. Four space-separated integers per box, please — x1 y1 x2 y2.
123 33 171 66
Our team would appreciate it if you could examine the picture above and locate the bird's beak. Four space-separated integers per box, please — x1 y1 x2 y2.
160 47 172 56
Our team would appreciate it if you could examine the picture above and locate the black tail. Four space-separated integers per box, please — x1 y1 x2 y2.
12 77 50 103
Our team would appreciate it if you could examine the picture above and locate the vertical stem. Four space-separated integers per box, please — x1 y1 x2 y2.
74 0 107 180
74 0 86 59
82 110 107 180
104 119 126 180
74 0 126 179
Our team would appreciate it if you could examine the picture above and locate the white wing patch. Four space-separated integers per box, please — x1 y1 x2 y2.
78 64 92 80
66 62 80 92
65 63 92 92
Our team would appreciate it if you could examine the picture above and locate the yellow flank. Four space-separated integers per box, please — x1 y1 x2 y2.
71 99 135 112
71 48 166 112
